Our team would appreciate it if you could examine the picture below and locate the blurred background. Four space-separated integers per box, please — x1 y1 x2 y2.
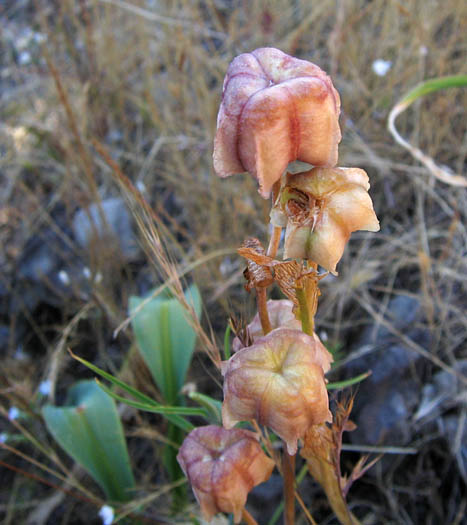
0 0 466 523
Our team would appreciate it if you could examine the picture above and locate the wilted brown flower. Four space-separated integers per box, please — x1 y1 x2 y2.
222 328 332 454
177 425 274 523
213 47 341 198
272 167 380 272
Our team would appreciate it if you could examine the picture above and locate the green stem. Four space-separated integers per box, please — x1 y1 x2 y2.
296 287 313 336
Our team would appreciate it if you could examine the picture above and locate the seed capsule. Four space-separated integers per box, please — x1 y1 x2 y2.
177 425 275 523
275 167 380 271
214 48 341 198
222 328 332 454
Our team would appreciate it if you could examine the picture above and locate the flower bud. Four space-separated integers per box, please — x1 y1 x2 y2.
214 47 341 198
177 425 274 523
277 167 380 271
222 328 332 454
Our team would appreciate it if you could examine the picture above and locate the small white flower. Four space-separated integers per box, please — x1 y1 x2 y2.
319 330 328 342
18 51 31 66
0 432 8 444
94 271 103 284
83 267 92 279
8 407 19 421
39 380 51 396
33 32 46 44
372 59 392 77
98 505 114 525
15 345 27 361
58 270 70 286
136 180 147 194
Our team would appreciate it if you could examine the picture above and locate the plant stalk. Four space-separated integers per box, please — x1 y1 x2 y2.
242 508 259 525
267 226 282 258
256 286 272 335
282 448 296 525
296 287 313 336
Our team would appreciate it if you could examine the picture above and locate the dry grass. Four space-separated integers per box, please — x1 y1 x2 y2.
0 0 466 523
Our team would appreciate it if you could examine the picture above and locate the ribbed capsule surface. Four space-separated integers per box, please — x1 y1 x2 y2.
213 47 341 198
177 425 275 523
276 167 380 272
222 328 332 455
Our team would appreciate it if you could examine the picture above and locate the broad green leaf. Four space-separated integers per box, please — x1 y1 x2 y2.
42 380 135 502
129 284 202 404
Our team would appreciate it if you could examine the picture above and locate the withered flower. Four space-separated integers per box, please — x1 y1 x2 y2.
177 425 274 523
214 47 341 198
222 328 332 454
273 167 380 272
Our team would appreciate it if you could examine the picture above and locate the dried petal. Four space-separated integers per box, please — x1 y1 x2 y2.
177 425 274 523
283 167 380 271
239 238 274 291
222 328 332 454
214 48 341 198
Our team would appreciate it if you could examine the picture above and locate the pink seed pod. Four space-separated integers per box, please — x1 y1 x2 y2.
213 47 341 198
276 167 380 272
177 425 275 523
222 328 332 455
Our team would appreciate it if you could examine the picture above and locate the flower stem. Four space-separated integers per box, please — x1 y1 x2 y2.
282 448 296 525
242 508 259 525
256 286 272 335
296 287 313 336
267 226 282 258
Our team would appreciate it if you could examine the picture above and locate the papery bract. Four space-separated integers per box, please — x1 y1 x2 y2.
214 47 341 198
274 167 380 272
177 425 274 523
222 328 332 454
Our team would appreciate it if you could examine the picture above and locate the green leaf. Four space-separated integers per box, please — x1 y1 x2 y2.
129 284 202 404
397 75 467 107
388 75 467 188
96 380 202 420
71 352 194 432
188 392 222 424
223 322 231 360
42 380 135 502
327 371 371 390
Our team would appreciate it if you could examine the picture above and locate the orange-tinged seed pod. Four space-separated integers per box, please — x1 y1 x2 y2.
177 425 275 523
222 328 332 454
214 47 341 198
278 167 380 272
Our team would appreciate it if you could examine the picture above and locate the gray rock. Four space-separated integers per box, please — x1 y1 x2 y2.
415 360 467 422
351 379 417 446
72 198 140 260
